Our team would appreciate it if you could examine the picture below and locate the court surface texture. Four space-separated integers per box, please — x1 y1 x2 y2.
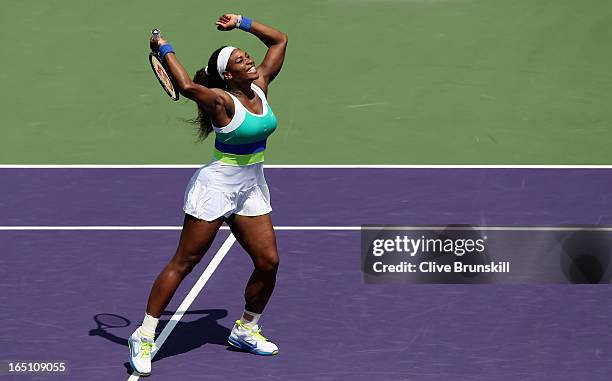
2 166 612 380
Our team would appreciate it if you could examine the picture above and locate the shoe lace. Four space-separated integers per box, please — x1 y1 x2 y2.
237 320 268 342
252 327 268 342
141 340 156 358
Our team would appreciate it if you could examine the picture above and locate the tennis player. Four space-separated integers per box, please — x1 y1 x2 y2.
129 14 287 376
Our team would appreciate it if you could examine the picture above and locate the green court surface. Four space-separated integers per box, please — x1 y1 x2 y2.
1 0 611 164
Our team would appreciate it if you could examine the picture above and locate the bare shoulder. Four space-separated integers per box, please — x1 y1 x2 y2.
199 87 233 127
253 75 269 95
208 88 234 112
209 88 231 102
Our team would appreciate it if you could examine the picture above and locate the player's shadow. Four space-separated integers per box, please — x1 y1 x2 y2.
89 309 232 374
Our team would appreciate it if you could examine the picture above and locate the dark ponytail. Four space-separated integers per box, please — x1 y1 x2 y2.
192 46 228 140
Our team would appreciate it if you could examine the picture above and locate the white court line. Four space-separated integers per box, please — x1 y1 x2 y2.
1 225 612 231
0 226 181 231
1 164 612 169
0 226 361 231
127 233 236 381
345 102 386 109
363 226 612 232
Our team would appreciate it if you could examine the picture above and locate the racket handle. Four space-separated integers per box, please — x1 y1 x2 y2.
151 28 160 41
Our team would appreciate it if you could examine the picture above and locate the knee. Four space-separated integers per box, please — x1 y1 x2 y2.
255 252 279 273
169 250 202 277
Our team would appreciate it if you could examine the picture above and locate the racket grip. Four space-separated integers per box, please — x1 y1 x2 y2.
151 28 160 41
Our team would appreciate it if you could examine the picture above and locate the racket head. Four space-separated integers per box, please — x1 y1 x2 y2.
149 52 179 101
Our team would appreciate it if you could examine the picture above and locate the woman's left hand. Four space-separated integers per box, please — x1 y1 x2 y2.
215 14 239 31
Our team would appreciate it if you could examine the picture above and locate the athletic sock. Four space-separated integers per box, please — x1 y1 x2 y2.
138 313 159 338
241 309 261 328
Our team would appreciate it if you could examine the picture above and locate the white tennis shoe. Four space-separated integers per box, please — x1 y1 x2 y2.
228 320 279 356
128 329 156 376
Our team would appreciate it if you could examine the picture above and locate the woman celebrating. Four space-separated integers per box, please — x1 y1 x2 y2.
129 13 287 376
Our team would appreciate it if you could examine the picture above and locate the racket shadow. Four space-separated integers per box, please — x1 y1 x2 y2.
89 309 232 363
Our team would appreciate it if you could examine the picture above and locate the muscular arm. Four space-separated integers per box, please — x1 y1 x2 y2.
151 37 227 119
162 52 225 114
216 15 288 93
248 20 288 90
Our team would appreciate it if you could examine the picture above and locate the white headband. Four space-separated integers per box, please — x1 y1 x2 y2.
215 46 236 80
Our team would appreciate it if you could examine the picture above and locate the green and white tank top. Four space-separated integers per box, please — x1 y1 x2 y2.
212 83 277 166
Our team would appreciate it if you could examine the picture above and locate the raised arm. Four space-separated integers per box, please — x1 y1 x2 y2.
150 37 226 117
216 14 288 92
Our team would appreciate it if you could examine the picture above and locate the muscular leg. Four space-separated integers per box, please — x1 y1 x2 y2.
227 213 279 314
145 214 223 317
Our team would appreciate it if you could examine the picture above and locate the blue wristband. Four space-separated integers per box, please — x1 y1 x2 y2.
158 43 175 59
238 16 252 32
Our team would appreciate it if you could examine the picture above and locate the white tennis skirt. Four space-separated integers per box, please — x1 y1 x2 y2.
183 160 272 221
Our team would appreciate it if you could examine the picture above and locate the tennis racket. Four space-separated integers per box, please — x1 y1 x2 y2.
149 28 179 101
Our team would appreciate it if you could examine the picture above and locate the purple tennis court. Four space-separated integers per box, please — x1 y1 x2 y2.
2 167 612 380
